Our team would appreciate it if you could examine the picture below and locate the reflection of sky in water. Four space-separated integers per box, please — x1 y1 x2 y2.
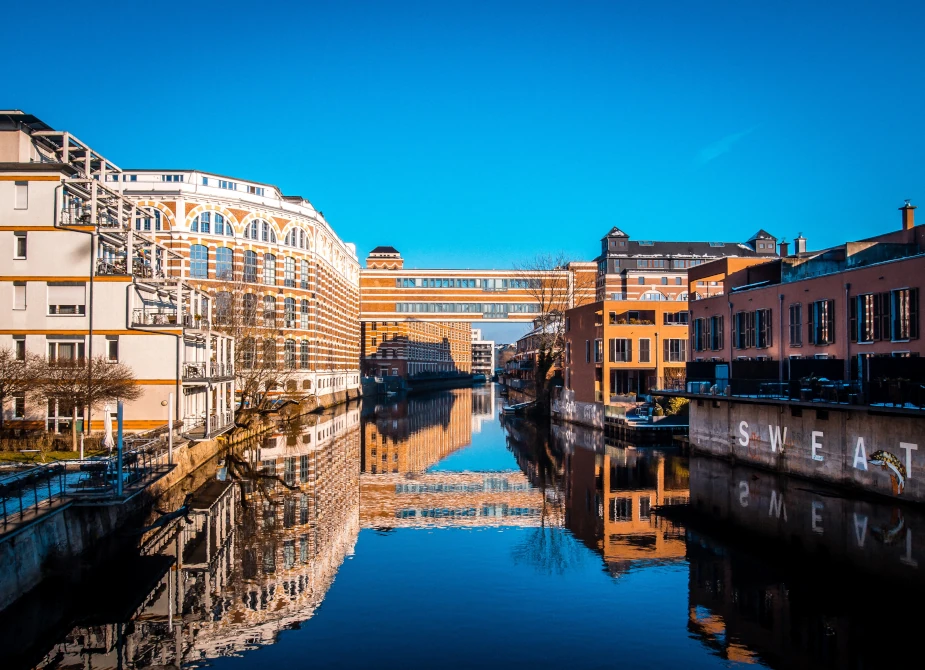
204 528 733 670
427 420 519 472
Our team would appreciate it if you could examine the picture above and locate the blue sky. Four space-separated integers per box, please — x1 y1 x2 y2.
4 1 924 342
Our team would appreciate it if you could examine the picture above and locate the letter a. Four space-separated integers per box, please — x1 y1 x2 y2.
853 437 868 470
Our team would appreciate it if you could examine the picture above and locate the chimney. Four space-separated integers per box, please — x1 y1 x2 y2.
901 200 916 230
779 240 789 257
794 233 807 254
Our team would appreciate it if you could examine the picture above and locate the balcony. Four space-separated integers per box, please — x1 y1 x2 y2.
183 362 234 382
132 308 178 326
181 411 234 441
97 257 165 279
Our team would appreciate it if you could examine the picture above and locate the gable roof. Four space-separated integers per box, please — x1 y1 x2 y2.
603 226 629 239
747 229 776 242
369 245 400 255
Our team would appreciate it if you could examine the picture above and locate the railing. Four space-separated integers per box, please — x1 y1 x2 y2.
96 257 164 279
0 464 67 527
667 377 900 407
210 362 233 378
181 411 234 440
132 308 178 326
183 362 207 380
182 313 210 329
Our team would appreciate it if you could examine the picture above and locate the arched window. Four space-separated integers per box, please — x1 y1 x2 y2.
262 339 277 369
284 297 296 328
192 211 209 234
300 260 309 289
285 227 308 249
263 295 276 326
284 257 296 287
263 253 276 285
302 378 312 389
190 244 208 278
300 341 309 369
284 339 296 370
245 219 276 242
243 250 257 283
241 337 255 369
191 211 232 236
216 247 233 280
243 293 257 326
640 291 668 301
135 208 162 232
215 291 232 325
300 299 309 329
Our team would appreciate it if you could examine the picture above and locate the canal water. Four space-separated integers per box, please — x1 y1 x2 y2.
5 384 925 669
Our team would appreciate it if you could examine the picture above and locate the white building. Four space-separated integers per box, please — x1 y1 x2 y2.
470 328 495 377
0 111 234 439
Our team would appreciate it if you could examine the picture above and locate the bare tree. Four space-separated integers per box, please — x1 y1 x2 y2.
513 254 596 407
0 347 41 431
33 355 142 450
211 278 296 411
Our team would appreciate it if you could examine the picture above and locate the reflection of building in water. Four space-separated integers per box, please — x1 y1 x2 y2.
684 454 925 668
362 389 472 474
36 406 361 668
471 384 496 433
360 471 559 528
545 426 689 575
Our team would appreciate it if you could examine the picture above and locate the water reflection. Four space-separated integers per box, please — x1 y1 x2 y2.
12 385 925 669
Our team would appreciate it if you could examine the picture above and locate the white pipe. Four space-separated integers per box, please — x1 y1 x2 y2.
168 391 174 465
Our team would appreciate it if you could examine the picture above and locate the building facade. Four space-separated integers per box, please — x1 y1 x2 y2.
563 299 692 404
595 226 778 302
470 328 495 377
0 111 235 437
107 169 361 405
360 319 472 378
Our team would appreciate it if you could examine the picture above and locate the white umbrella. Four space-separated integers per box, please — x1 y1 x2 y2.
101 404 115 454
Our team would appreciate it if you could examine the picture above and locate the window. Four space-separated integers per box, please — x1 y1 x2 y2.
243 293 257 326
263 339 277 369
810 299 835 345
135 209 162 232
300 260 309 289
241 338 255 369
13 336 25 361
286 227 309 249
215 292 232 325
162 174 184 183
789 303 802 346
202 177 209 186
243 250 258 283
733 311 754 349
638 277 645 285
639 338 651 363
709 315 724 350
245 219 276 242
284 257 296 287
640 291 667 301
892 288 919 340
247 185 265 196
661 277 668 285
755 309 772 348
675 277 682 285
48 340 85 364
14 181 28 209
663 311 688 325
300 299 309 329
300 341 309 369
636 259 666 269
14 232 26 258
664 338 687 362
47 283 86 315
594 339 603 363
284 339 296 370
189 244 208 278
215 247 233 280
609 338 632 362
284 297 296 328
219 180 236 190
12 393 25 419
585 340 591 363
106 336 119 362
693 318 707 351
263 254 276 285
263 296 276 326
611 498 633 521
565 342 571 365
13 282 26 310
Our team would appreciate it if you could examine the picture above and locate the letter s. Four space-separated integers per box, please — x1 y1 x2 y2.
738 421 750 447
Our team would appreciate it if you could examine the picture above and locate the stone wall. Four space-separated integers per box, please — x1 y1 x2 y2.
689 398 925 501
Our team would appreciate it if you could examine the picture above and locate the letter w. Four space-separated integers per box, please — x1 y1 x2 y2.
769 425 787 453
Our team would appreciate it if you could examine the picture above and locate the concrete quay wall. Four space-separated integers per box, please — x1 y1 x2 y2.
689 399 925 502
0 435 226 611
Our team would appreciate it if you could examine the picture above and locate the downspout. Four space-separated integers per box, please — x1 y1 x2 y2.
845 282 852 384
87 230 95 438
779 294 784 387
